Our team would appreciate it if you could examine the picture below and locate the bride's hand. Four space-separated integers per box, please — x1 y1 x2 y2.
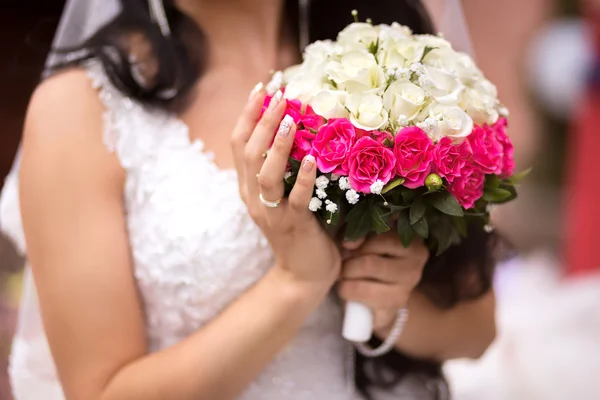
231 87 341 288
338 233 428 332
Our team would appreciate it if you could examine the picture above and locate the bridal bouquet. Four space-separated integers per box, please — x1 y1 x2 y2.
265 18 526 256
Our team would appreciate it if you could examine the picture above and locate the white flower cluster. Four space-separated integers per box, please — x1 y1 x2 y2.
270 22 504 142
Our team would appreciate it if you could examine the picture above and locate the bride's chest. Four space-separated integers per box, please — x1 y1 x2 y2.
121 139 274 340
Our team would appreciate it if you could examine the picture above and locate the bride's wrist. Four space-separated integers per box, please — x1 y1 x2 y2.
268 267 333 305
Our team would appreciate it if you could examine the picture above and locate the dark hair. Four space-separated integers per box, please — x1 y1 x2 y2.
49 1 496 399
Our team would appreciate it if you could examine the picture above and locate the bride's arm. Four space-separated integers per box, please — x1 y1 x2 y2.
19 70 328 400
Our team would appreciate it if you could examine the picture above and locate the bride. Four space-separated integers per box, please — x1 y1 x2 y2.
0 0 497 399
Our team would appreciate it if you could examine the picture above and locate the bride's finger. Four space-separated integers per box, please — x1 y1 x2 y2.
244 90 286 199
231 84 267 200
258 115 295 204
288 155 317 220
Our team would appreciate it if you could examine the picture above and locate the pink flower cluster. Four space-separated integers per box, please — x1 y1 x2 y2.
264 95 515 210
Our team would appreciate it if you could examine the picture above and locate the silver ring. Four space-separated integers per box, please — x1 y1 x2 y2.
259 193 282 208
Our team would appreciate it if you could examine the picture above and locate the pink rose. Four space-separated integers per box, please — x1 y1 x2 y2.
312 118 357 174
300 105 326 131
290 129 316 161
492 118 515 177
262 96 303 123
346 137 397 193
447 166 485 209
433 137 469 183
372 130 394 145
466 124 503 175
393 127 434 189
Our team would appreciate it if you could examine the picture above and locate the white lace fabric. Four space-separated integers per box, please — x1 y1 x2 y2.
0 62 436 400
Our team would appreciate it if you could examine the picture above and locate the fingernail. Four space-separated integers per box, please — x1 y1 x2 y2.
269 90 283 110
277 114 294 138
302 155 315 171
249 82 263 100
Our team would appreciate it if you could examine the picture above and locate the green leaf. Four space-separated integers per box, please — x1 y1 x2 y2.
411 216 429 238
409 196 427 224
505 167 532 185
430 217 460 256
486 185 517 204
344 200 372 241
483 187 513 203
451 216 468 237
396 212 415 248
288 157 301 173
382 138 394 148
382 178 405 194
430 192 464 217
284 173 297 185
368 38 380 55
484 174 501 190
400 187 417 204
386 204 411 212
420 46 438 62
371 206 391 234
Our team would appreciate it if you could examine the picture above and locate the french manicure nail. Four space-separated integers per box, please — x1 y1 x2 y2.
269 90 283 109
302 155 315 171
277 114 294 138
249 82 263 100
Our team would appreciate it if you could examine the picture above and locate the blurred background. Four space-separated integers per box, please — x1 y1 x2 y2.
0 0 596 399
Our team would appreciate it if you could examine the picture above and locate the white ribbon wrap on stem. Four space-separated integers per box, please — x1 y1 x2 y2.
342 301 373 343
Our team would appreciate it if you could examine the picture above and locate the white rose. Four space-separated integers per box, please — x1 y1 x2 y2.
460 88 499 125
414 34 453 52
428 105 474 142
450 52 482 84
265 71 284 95
284 74 328 103
377 23 412 55
326 52 386 92
379 38 423 67
303 40 339 69
383 81 427 122
311 90 349 119
421 65 465 104
338 22 380 51
346 93 389 131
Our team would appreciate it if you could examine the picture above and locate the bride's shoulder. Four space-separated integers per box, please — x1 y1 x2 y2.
22 66 124 185
28 66 105 132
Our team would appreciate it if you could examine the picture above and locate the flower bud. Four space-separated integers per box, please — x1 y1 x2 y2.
425 173 443 191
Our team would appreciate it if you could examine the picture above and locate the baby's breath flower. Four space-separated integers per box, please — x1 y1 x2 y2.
308 197 322 212
409 62 425 75
316 188 328 199
315 175 330 190
369 180 384 195
339 177 351 191
418 117 437 135
418 74 433 89
346 189 360 205
397 67 411 79
325 201 338 214
397 115 409 127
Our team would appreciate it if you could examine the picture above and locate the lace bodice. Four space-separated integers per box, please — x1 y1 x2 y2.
0 63 432 400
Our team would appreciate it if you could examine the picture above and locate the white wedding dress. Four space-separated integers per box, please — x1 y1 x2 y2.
0 62 434 400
